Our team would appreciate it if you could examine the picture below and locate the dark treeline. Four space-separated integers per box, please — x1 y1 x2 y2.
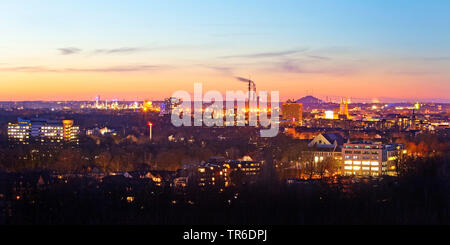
0 155 448 225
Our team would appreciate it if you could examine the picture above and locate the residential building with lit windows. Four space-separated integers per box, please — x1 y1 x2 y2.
227 160 262 177
196 163 231 188
7 118 79 144
342 141 405 177
192 158 263 187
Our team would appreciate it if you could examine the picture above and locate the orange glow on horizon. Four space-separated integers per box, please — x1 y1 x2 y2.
0 66 448 102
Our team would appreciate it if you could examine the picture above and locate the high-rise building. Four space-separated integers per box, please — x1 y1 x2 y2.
281 102 303 126
7 120 31 144
342 141 405 177
62 120 79 142
7 118 79 144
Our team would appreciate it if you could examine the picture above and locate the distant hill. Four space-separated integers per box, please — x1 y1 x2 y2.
296 96 323 104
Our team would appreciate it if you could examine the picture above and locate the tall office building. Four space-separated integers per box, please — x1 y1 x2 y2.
62 120 79 142
7 120 31 144
8 118 79 144
281 102 303 126
342 141 404 177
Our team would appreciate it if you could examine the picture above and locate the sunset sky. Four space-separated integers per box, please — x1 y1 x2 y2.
0 0 449 102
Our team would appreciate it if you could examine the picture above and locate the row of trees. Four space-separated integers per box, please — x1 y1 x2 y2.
2 153 448 224
396 132 450 157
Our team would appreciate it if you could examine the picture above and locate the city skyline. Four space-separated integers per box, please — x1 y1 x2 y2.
1 0 449 102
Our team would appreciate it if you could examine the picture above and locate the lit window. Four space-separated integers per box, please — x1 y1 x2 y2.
353 166 361 170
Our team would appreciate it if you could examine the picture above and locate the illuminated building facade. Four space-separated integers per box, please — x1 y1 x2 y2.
7 120 31 144
7 118 79 144
281 102 303 126
339 98 350 119
227 160 262 176
324 110 335 119
342 141 404 177
300 133 345 176
197 163 231 187
63 120 78 141
193 158 263 187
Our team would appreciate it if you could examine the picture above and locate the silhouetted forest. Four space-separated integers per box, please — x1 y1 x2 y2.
0 154 448 225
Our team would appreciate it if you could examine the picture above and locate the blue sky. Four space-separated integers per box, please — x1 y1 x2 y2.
0 0 449 101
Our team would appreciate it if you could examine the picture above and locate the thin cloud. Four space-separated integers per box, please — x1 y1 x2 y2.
306 55 332 60
0 65 167 73
201 65 235 75
269 60 354 76
219 49 306 59
387 70 438 76
0 66 58 72
314 46 354 54
58 47 81 55
66 65 164 72
93 47 143 55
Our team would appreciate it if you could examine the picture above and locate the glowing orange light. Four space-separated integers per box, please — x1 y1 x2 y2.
148 122 153 126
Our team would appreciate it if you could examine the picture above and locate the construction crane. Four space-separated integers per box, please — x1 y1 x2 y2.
236 77 256 101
